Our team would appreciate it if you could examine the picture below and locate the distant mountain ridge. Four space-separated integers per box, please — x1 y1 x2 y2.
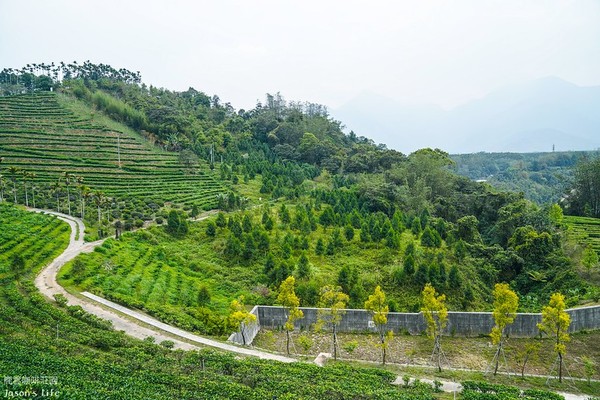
332 77 600 154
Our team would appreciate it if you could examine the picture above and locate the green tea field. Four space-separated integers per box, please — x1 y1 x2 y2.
564 215 600 254
0 92 223 210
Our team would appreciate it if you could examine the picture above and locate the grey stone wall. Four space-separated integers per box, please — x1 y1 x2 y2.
256 305 600 337
228 304 600 345
568 305 600 333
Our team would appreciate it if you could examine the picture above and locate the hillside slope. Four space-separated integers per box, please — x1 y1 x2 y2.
0 203 436 400
0 92 223 209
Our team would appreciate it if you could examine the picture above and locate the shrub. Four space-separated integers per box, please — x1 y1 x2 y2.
298 334 313 353
342 340 358 353
53 293 68 307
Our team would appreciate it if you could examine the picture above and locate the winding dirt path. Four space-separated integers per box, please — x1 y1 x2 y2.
31 208 294 362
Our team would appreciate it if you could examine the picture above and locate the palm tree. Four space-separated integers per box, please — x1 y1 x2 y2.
75 175 84 215
79 184 91 220
63 172 74 215
8 166 20 203
22 172 27 206
22 171 33 207
51 180 62 212
0 175 4 202
92 190 106 225
31 182 38 208
0 157 4 202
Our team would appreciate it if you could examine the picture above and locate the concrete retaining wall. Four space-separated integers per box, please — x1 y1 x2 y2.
568 305 600 333
257 306 547 337
227 306 261 345
228 304 600 345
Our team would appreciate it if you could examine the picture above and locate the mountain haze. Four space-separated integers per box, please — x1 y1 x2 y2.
333 77 600 154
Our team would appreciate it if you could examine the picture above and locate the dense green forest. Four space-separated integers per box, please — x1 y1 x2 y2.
452 151 600 204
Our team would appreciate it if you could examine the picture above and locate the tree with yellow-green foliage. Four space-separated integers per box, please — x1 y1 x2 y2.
421 283 448 372
316 285 349 361
229 296 257 346
489 283 519 375
365 285 393 365
538 292 571 382
277 276 304 355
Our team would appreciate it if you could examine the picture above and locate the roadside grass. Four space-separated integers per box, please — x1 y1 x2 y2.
254 329 600 386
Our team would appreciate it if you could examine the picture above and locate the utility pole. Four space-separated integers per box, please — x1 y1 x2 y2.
117 133 121 167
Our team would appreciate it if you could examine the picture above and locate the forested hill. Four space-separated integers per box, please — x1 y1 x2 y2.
1 62 598 314
452 151 600 204
1 62 403 175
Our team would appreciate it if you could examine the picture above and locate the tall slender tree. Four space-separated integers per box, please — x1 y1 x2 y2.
538 293 571 382
31 181 38 208
8 166 20 203
317 285 349 361
277 276 304 355
365 285 392 365
22 171 35 207
0 174 5 203
92 190 106 225
489 283 519 375
79 185 91 220
422 283 448 372
63 172 74 215
51 180 62 212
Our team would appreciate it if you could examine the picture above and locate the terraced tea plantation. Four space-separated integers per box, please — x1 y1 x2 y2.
0 203 69 276
564 215 600 254
0 92 223 209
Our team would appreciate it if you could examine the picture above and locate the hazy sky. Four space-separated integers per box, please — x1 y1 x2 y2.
1 0 599 111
